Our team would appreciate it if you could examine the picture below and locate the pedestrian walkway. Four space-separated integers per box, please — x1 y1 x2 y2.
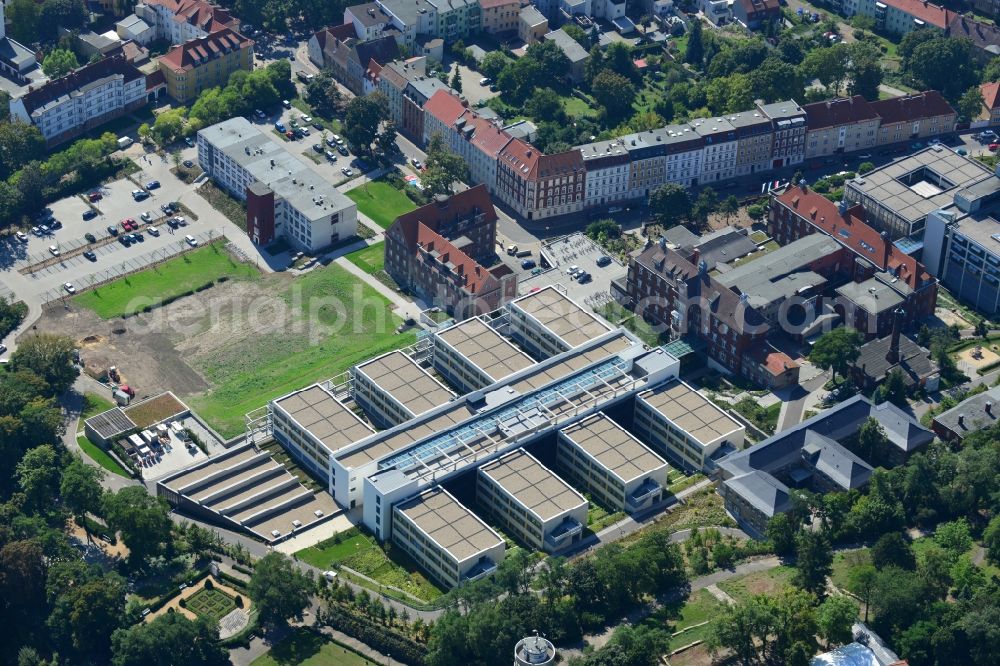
333 255 422 322
706 584 736 605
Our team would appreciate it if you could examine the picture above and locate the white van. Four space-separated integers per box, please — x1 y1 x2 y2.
184 235 198 247
117 136 134 149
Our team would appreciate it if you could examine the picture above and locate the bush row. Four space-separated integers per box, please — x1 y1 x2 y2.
322 605 426 665
217 570 249 594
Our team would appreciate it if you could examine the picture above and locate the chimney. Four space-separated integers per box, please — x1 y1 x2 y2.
691 247 700 265
881 230 891 269
886 307 904 364
986 402 993 415
958 413 964 426
658 236 666 251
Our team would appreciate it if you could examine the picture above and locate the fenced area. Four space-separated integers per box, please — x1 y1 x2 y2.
186 587 237 622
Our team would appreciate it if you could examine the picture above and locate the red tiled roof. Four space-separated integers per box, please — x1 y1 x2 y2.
882 0 953 29
145 0 239 33
158 27 251 74
983 82 1000 111
499 139 583 180
424 89 468 126
774 186 931 289
870 91 955 125
749 347 799 376
415 223 499 296
390 184 498 248
479 0 519 7
19 55 145 115
803 96 879 130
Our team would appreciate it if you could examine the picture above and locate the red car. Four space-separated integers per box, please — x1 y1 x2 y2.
120 218 136 231
990 143 999 152
88 192 103 202
285 130 295 139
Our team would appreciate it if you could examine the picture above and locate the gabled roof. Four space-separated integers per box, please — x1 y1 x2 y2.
18 55 145 116
389 184 498 250
158 27 251 73
853 333 938 387
982 82 1000 112
881 0 953 29
773 186 932 289
949 15 1000 57
499 138 583 180
725 470 792 518
144 0 239 33
311 23 358 50
424 88 468 126
803 96 879 130
870 91 955 125
801 431 873 490
414 223 501 296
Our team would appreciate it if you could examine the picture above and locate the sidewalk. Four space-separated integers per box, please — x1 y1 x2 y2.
334 255 422 322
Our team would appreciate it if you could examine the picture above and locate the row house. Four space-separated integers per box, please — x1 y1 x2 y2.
422 90 513 193
376 57 430 128
580 143 631 209
11 55 149 146
309 29 399 95
427 0 481 40
375 0 438 48
496 139 586 220
624 238 771 378
480 0 523 34
730 109 774 177
693 118 738 183
843 0 952 36
803 95 880 160
759 100 807 168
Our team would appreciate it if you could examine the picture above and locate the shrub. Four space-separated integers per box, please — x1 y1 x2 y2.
179 598 187 608
235 595 244 608
204 578 214 590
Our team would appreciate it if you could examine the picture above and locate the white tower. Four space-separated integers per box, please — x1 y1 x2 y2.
514 632 556 666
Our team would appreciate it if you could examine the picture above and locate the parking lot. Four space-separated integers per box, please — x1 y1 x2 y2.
518 232 627 311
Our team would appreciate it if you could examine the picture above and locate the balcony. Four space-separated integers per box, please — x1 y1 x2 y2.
545 516 583 550
462 556 498 583
626 478 663 512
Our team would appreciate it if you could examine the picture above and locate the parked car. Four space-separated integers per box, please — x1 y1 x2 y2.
145 180 160 190
15 231 27 242
596 255 612 267
300 115 312 123
88 192 103 202
312 122 324 131
337 145 349 156
140 211 152 222
49 220 62 230
106 225 118 236
326 137 336 147
991 143 1000 152
174 216 187 226
84 232 96 243
254 109 266 120
119 235 131 246
341 167 353 176
83 250 97 261
166 218 179 229
48 245 60 257
30 226 41 236
184 235 198 247
39 224 50 235
285 130 295 139
184 137 194 147
325 150 336 161
566 264 579 276
520 259 536 269
182 159 194 168
576 271 591 283
479 77 490 85
275 121 286 132
82 209 98 220
411 158 422 169
133 232 144 242
131 189 148 201
148 226 160 236
282 99 291 108
161 203 175 214
313 143 323 152
63 283 75 294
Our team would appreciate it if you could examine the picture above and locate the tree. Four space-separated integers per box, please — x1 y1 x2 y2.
479 51 509 81
847 42 882 101
305 71 344 118
800 44 850 95
984 56 1000 85
984 515 1000 566
957 86 985 121
846 564 877 622
809 327 862 382
343 92 389 156
102 486 172 565
41 48 79 78
449 67 463 93
151 107 187 145
854 418 893 467
40 0 88 38
248 552 312 626
10 334 78 394
708 590 817 665
766 512 800 555
0 540 48 637
591 70 636 123
648 183 692 227
686 19 704 67
111 612 228 666
6 0 40 45
818 596 858 647
526 39 571 83
562 22 589 48
908 38 978 100
61 455 105 533
871 532 916 570
720 196 740 225
16 444 61 510
793 530 832 598
933 519 972 559
524 88 565 123
874 369 907 408
422 133 470 195
48 572 127 659
0 121 46 181
858 161 875 175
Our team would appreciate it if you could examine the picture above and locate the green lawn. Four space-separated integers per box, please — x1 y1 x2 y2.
831 548 871 591
345 181 416 229
562 95 598 119
295 527 443 602
74 242 259 319
252 628 376 666
77 435 130 477
185 587 236 622
643 589 724 649
345 242 385 275
81 392 115 420
189 264 416 438
718 565 796 603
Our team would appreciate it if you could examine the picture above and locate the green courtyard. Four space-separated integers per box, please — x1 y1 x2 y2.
344 181 416 229
74 241 259 319
345 242 385 275
185 587 237 622
252 628 376 666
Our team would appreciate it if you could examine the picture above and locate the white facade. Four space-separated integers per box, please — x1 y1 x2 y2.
584 158 631 208
693 119 738 183
137 0 234 44
116 15 155 45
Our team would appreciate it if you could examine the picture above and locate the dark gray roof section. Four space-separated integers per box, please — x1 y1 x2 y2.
724 470 792 518
853 334 938 387
801 431 873 490
693 227 760 270
662 225 699 248
85 408 138 441
933 385 1000 438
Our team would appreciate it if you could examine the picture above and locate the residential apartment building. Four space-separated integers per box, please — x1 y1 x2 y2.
157 27 252 103
423 90 513 193
759 99 807 167
691 118 739 184
769 183 939 321
384 186 517 317
870 91 956 146
496 139 586 220
426 0 481 40
392 486 505 588
480 0 522 34
308 29 398 95
580 144 631 209
10 55 149 146
732 0 781 28
376 57 431 129
197 117 358 252
345 3 393 41
803 96 880 159
730 108 774 176
558 413 669 513
477 448 588 553
375 0 438 47
351 351 455 428
981 82 1000 126
137 0 239 44
401 75 453 141
623 239 771 378
843 0 952 36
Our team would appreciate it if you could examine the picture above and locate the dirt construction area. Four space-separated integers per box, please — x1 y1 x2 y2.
34 261 411 438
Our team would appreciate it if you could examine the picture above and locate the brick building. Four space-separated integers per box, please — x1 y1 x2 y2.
495 139 585 220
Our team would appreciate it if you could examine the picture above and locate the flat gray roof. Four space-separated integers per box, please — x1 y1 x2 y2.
356 351 454 418
85 408 138 441
638 380 743 446
395 486 503 562
835 276 905 314
511 287 612 347
560 412 668 484
479 448 586 521
273 385 375 456
847 145 993 224
436 317 535 382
